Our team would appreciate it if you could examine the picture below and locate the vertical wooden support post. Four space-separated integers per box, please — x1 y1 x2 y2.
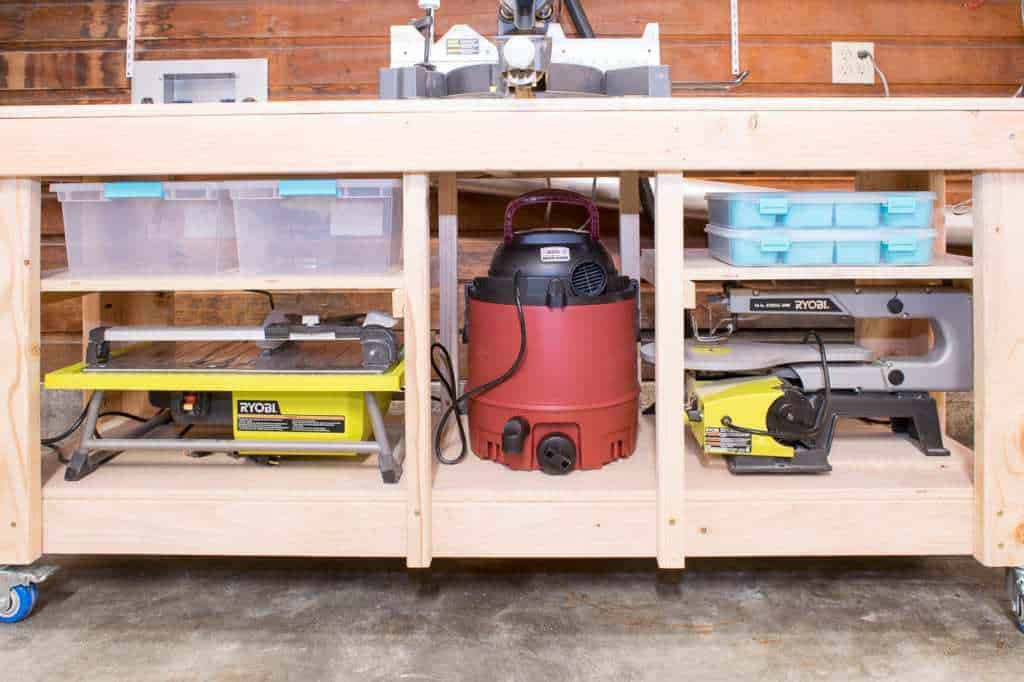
972 172 1024 567
619 172 641 280
929 171 948 256
0 179 42 565
403 173 432 568
620 172 642 380
438 173 459 412
927 171 949 423
654 172 685 569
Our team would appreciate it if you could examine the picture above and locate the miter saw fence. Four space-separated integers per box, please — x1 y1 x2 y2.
682 288 973 474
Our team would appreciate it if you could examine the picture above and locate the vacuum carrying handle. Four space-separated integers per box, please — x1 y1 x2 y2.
503 189 600 243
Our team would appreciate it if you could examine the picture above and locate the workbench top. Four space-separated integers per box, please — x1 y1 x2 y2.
2 97 1021 176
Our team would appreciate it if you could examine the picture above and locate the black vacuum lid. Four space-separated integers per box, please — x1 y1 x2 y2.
471 190 638 307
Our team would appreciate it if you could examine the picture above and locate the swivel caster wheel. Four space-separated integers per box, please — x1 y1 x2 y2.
0 584 37 624
0 564 57 624
1005 567 1024 634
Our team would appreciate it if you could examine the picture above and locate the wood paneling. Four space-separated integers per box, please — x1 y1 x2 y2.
1 1 1020 99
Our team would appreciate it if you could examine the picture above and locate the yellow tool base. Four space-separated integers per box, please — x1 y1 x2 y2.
686 375 794 459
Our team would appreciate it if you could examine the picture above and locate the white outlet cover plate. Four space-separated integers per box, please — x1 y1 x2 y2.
832 42 875 85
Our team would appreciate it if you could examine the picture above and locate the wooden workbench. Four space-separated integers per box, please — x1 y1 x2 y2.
0 98 1022 570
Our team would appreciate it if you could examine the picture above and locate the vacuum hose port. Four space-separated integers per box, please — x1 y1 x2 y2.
537 433 577 475
502 417 530 454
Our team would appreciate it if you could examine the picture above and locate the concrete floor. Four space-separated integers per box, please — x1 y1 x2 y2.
1 555 1021 681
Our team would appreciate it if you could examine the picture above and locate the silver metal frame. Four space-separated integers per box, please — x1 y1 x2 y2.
68 391 403 484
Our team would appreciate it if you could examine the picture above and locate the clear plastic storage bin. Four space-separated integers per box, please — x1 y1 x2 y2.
227 179 402 275
706 225 937 267
706 191 936 229
52 181 237 276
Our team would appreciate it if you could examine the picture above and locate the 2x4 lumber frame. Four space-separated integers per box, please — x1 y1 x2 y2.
0 100 1022 176
1 100 1021 568
972 171 1024 567
403 173 432 568
0 179 41 565
655 172 686 569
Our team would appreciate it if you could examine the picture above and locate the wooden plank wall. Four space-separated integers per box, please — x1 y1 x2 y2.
0 0 1019 373
1 1 1021 102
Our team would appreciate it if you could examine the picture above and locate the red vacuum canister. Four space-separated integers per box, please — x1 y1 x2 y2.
466 189 640 475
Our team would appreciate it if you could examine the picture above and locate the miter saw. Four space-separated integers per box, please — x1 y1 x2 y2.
678 287 973 474
379 0 670 99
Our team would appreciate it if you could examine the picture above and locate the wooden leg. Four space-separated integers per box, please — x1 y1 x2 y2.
655 172 685 569
0 179 41 565
972 171 1024 567
403 173 432 568
437 173 459 414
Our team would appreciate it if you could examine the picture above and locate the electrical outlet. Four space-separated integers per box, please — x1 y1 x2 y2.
832 42 875 85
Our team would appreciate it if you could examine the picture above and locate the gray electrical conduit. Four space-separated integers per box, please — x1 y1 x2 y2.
455 177 772 219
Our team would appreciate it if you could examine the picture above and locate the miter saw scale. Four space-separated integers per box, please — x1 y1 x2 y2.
676 288 973 474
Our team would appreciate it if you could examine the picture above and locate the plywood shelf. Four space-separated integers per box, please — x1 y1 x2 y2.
40 268 404 293
40 423 409 557
683 424 975 557
640 249 973 288
430 415 657 558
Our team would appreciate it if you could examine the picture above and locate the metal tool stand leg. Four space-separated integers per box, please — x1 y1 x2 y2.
366 392 402 484
0 565 58 624
1007 567 1024 633
65 391 171 482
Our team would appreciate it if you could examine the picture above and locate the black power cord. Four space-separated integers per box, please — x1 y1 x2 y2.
719 331 833 443
244 289 276 311
431 271 528 465
42 404 149 459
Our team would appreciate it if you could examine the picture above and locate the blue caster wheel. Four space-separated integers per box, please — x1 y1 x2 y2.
0 584 37 624
1006 568 1024 634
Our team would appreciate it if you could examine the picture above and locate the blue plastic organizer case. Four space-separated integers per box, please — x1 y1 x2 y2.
706 225 937 267
706 191 936 230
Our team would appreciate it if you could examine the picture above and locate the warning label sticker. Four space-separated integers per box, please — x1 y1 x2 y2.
704 427 752 454
237 415 345 434
446 38 480 56
540 246 571 263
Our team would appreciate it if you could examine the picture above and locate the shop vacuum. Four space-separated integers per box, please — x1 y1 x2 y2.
433 189 641 475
